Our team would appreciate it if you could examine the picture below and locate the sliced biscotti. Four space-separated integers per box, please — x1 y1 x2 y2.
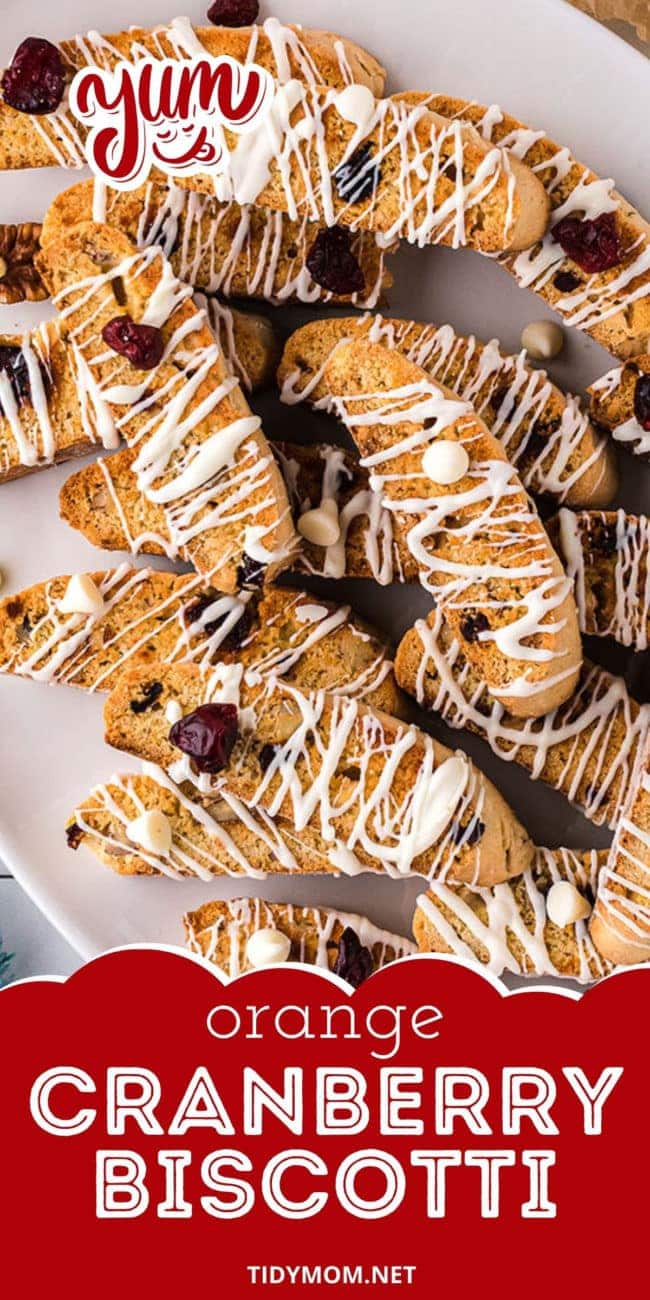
410 93 650 359
174 88 549 254
67 768 340 881
413 847 612 984
590 740 650 965
587 356 650 460
397 606 650 830
554 508 650 651
41 180 394 311
0 19 385 170
274 441 417 584
185 899 415 979
38 222 297 589
278 316 616 508
324 339 582 718
0 570 401 714
104 663 534 887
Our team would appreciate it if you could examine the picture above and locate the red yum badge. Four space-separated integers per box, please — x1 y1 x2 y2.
69 50 272 186
0 949 646 1299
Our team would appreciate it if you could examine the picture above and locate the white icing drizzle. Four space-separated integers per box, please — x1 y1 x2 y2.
279 315 608 506
0 325 63 473
332 373 573 689
417 846 611 984
410 607 650 829
559 508 650 651
185 898 415 978
590 364 650 459
51 244 294 572
169 670 488 885
595 762 650 955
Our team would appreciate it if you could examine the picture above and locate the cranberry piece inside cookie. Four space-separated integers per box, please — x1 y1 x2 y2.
0 344 49 415
170 703 239 773
633 375 650 432
334 144 381 204
552 212 622 274
333 927 373 988
306 228 366 296
102 315 164 370
207 0 259 25
1 37 65 115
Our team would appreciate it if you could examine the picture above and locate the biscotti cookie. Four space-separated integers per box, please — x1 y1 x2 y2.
588 356 650 460
274 441 417 584
397 606 650 829
0 569 401 713
0 221 46 304
279 316 616 508
41 180 394 311
185 899 415 980
0 18 385 170
324 339 582 718
104 662 535 886
554 508 650 651
38 222 297 589
172 86 549 254
413 846 612 984
406 94 650 359
67 768 341 881
590 740 650 965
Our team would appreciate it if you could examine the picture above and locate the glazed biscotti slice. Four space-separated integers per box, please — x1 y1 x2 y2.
0 18 385 170
413 847 612 984
104 662 534 886
38 222 297 588
409 94 650 359
173 87 549 255
397 606 650 830
588 357 650 460
0 569 401 714
0 300 278 485
324 339 582 718
185 899 415 980
67 768 342 881
554 508 650 651
590 740 650 965
41 180 394 311
278 316 616 508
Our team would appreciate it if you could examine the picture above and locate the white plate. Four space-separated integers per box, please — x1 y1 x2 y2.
0 0 648 963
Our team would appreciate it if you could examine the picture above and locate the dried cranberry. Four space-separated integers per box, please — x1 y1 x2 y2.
207 0 259 25
1 37 65 115
184 593 254 651
102 315 164 370
460 612 490 644
552 212 622 274
258 743 278 772
334 144 381 205
306 228 365 297
553 270 581 294
0 344 49 414
66 822 83 850
453 817 485 847
593 522 619 555
170 703 238 773
333 927 373 989
237 553 266 589
633 375 650 432
130 681 163 714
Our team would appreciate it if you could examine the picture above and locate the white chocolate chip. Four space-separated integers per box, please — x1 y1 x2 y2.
246 927 291 968
422 440 470 485
126 809 173 858
297 497 341 547
58 573 105 616
165 700 183 725
546 880 592 928
521 320 565 361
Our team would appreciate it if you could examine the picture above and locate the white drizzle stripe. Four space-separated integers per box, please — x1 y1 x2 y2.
185 899 415 977
416 846 611 984
594 761 650 956
408 607 650 829
589 363 650 460
558 508 650 651
279 315 608 507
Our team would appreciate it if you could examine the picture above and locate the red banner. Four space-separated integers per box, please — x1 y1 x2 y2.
0 949 643 1296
